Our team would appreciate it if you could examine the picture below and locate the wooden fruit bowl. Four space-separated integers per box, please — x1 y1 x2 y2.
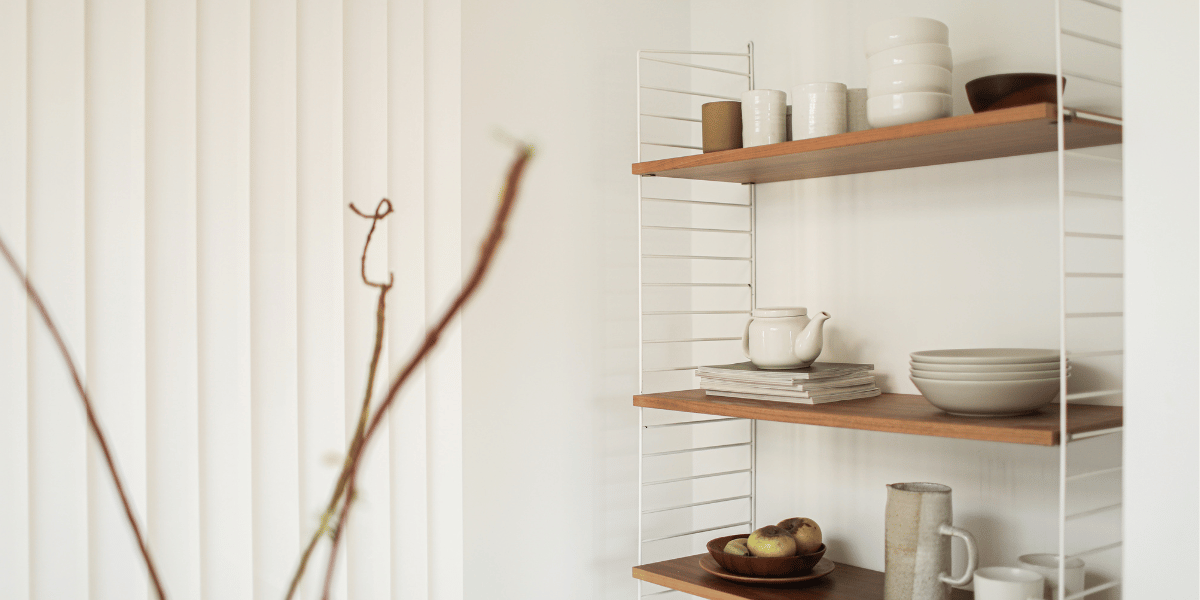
965 73 1065 113
705 534 826 578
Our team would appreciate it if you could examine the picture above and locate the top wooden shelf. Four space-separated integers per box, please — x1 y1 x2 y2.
631 103 1122 184
634 390 1123 446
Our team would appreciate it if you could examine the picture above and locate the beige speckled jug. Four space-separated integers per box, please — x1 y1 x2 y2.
885 483 978 600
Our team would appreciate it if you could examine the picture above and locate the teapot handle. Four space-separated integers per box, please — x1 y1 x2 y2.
937 523 978 587
741 317 752 360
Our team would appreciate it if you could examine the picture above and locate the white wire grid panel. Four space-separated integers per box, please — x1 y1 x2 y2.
636 44 759 599
1057 0 1124 598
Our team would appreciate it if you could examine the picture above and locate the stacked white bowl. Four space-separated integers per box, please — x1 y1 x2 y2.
909 349 1067 417
865 17 953 128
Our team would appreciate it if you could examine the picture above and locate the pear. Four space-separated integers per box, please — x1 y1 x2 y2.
746 525 797 558
777 517 823 555
723 538 750 556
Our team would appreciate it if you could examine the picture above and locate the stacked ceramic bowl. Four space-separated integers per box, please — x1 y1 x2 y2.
865 17 953 128
909 349 1067 417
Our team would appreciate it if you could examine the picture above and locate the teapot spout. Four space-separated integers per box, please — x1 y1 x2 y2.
793 312 830 367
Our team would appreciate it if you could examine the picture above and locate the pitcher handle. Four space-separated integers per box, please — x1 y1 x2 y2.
937 523 978 587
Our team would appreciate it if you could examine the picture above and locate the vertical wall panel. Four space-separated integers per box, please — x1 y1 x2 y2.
423 0 464 597
145 0 202 596
297 0 348 596
197 0 254 598
250 0 302 596
0 1 29 597
343 0 392 597
27 1 89 599
386 0 428 598
85 0 148 598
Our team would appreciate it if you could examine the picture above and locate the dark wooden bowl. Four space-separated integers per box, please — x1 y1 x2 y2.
965 73 1066 113
706 534 827 577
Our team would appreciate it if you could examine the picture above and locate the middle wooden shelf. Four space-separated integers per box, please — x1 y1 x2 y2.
634 389 1122 446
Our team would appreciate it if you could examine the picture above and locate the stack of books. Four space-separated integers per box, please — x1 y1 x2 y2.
698 361 880 404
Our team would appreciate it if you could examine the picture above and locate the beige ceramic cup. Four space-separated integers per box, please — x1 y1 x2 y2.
701 101 743 153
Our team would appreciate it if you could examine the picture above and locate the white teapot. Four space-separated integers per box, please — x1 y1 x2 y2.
741 307 831 369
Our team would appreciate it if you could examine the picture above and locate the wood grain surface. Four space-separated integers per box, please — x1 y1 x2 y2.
633 390 1123 446
634 554 973 600
631 103 1122 184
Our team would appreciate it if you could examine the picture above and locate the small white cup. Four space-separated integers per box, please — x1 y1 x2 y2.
740 89 787 147
792 82 848 140
1018 554 1086 599
974 567 1045 600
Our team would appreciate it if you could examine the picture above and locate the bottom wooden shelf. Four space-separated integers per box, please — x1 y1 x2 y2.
634 554 972 600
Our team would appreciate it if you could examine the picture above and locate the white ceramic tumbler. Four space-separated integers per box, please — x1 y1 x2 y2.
847 88 870 132
741 89 787 147
792 82 848 140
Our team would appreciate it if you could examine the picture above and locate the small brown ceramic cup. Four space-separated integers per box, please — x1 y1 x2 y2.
702 101 743 153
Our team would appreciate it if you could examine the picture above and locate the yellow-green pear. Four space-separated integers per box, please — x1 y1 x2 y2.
746 525 797 557
777 517 822 555
723 538 750 556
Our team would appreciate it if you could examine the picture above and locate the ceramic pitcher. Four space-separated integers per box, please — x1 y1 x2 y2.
885 482 978 600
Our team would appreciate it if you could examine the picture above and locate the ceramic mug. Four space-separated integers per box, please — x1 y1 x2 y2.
884 483 978 600
792 82 847 139
847 88 870 132
740 89 787 147
1018 554 1085 599
974 567 1045 600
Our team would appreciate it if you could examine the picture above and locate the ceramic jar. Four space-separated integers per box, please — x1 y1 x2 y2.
740 89 787 147
792 82 848 139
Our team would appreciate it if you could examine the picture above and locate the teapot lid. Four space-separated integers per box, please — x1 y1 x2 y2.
752 307 806 318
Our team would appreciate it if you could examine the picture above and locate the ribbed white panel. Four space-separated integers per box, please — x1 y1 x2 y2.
0 1 29 597
297 0 348 596
344 0 393 596
27 1 89 599
145 0 202 596
197 0 253 598
250 0 302 596
387 1 429 598
85 0 148 598
424 0 464 597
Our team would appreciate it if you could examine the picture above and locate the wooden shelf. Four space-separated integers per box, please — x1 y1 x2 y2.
633 390 1122 446
631 103 1121 184
634 554 972 600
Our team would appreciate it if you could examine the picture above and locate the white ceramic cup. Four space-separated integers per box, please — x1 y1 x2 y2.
1018 554 1085 599
974 567 1045 600
741 89 787 147
792 82 848 139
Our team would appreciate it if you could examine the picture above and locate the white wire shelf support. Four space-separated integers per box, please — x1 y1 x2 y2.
637 42 758 599
1057 0 1124 597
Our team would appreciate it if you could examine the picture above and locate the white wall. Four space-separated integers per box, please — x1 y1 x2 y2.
1123 1 1199 598
457 2 690 598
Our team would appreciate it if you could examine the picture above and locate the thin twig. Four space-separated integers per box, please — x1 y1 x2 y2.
0 237 168 600
284 199 394 600
318 145 533 599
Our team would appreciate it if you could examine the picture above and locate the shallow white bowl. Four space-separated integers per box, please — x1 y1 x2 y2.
865 17 950 56
868 63 953 97
910 375 1060 416
911 360 1065 373
867 92 951 128
910 367 1064 381
911 348 1061 365
868 43 954 72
